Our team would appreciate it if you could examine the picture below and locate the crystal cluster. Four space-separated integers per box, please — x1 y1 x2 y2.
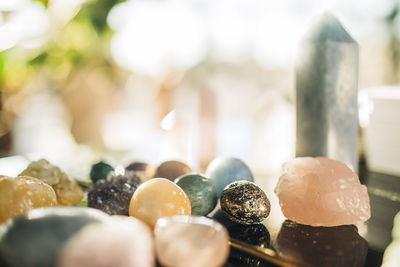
0 176 57 223
88 171 141 216
20 159 83 206
275 157 371 226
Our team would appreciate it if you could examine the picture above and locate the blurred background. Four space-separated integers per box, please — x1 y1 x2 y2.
0 0 399 177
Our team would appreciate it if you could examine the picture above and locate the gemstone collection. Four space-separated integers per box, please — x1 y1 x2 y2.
0 156 371 267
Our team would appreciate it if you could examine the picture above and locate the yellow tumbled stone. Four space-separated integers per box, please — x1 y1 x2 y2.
129 178 191 228
0 176 57 223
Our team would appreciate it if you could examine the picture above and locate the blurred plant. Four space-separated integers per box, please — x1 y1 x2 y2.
0 0 126 154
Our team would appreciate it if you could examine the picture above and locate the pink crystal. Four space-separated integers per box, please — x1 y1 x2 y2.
274 157 370 226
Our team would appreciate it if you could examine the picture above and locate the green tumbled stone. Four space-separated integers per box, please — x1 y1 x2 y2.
175 174 218 216
89 161 114 183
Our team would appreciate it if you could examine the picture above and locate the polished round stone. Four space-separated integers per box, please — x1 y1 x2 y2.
129 178 191 228
175 174 217 216
89 161 114 183
0 207 109 267
0 176 57 224
155 216 229 267
206 157 254 197
154 160 191 181
221 181 270 225
58 216 155 267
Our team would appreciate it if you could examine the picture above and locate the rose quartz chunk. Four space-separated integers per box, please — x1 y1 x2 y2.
274 157 370 226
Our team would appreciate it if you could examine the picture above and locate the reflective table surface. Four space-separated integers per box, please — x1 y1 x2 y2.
219 171 400 267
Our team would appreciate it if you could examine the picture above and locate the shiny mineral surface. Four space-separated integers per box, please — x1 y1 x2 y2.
88 171 141 216
220 181 271 225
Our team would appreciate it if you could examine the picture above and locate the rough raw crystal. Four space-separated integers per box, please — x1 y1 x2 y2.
154 160 191 181
175 174 217 216
274 157 371 226
0 176 57 224
220 181 270 225
206 157 254 197
20 159 83 206
88 171 141 215
129 178 191 228
155 216 229 267
89 161 114 183
0 207 109 267
58 216 155 267
296 13 359 171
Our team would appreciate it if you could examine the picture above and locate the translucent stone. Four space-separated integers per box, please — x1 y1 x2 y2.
20 159 83 206
129 178 191 228
274 157 371 226
296 13 359 171
154 160 191 181
206 157 254 197
220 181 270 225
88 171 141 215
154 216 229 267
58 216 155 267
0 176 57 224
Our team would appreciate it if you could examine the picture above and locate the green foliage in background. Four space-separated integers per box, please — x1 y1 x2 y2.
0 0 126 91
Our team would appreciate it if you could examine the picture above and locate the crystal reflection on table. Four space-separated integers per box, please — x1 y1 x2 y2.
275 220 368 267
215 208 368 267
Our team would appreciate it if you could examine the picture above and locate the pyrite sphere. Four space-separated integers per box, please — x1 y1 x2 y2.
129 178 191 228
221 181 270 225
175 174 217 216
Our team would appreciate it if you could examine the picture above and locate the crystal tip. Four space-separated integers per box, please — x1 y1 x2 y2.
303 11 356 44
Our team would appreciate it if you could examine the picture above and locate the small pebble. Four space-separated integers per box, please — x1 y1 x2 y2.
220 181 270 225
89 161 114 183
125 161 155 182
129 178 191 228
154 160 191 181
175 174 217 216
